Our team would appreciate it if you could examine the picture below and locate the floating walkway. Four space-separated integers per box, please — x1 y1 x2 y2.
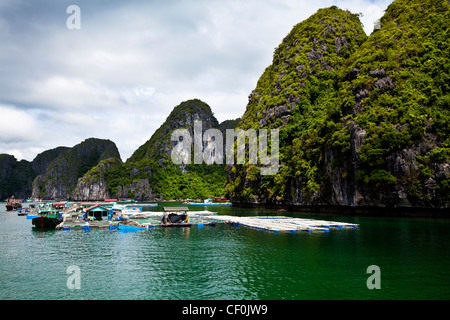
119 210 217 219
202 215 358 233
187 202 232 206
119 216 218 231
56 220 120 231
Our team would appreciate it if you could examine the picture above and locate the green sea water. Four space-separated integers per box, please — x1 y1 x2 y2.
0 202 449 300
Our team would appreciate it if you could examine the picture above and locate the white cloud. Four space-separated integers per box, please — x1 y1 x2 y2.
24 76 119 110
0 105 41 143
0 105 46 161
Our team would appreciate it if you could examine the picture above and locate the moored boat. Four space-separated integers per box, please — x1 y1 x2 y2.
5 197 22 211
32 209 62 229
31 202 66 229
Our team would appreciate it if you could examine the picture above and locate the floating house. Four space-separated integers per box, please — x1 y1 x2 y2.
85 205 111 221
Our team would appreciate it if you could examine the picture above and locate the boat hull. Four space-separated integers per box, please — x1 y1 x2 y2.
32 216 61 229
6 204 22 211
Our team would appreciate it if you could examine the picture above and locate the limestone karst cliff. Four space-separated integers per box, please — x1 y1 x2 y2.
225 1 450 212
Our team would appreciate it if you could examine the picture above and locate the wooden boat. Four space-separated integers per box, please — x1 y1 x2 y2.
5 197 22 211
31 202 66 229
32 209 62 229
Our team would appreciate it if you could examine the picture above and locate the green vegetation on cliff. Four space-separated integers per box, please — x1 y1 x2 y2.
33 138 121 199
227 6 368 201
100 99 234 200
226 0 450 208
0 154 35 199
128 99 219 164
240 6 367 130
0 147 68 199
342 0 450 202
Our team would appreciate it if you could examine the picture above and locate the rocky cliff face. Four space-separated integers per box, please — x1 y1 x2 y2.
32 138 121 200
128 98 221 166
92 99 238 200
31 147 69 176
113 179 154 201
240 6 367 131
73 157 118 201
226 0 450 212
73 156 155 201
0 147 68 199
0 154 34 199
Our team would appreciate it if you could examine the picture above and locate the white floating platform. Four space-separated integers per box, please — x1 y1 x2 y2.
203 215 358 233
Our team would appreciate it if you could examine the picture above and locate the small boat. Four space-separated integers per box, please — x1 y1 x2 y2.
18 202 40 216
31 202 65 229
32 209 62 229
26 213 40 220
5 197 22 211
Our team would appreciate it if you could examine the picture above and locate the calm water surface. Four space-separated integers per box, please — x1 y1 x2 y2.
0 202 449 300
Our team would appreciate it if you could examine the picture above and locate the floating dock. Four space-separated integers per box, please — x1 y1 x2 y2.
56 220 120 231
119 209 217 219
187 202 232 206
54 213 357 234
202 215 358 233
49 201 358 234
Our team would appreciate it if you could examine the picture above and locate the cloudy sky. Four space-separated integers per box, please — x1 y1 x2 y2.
0 0 393 162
